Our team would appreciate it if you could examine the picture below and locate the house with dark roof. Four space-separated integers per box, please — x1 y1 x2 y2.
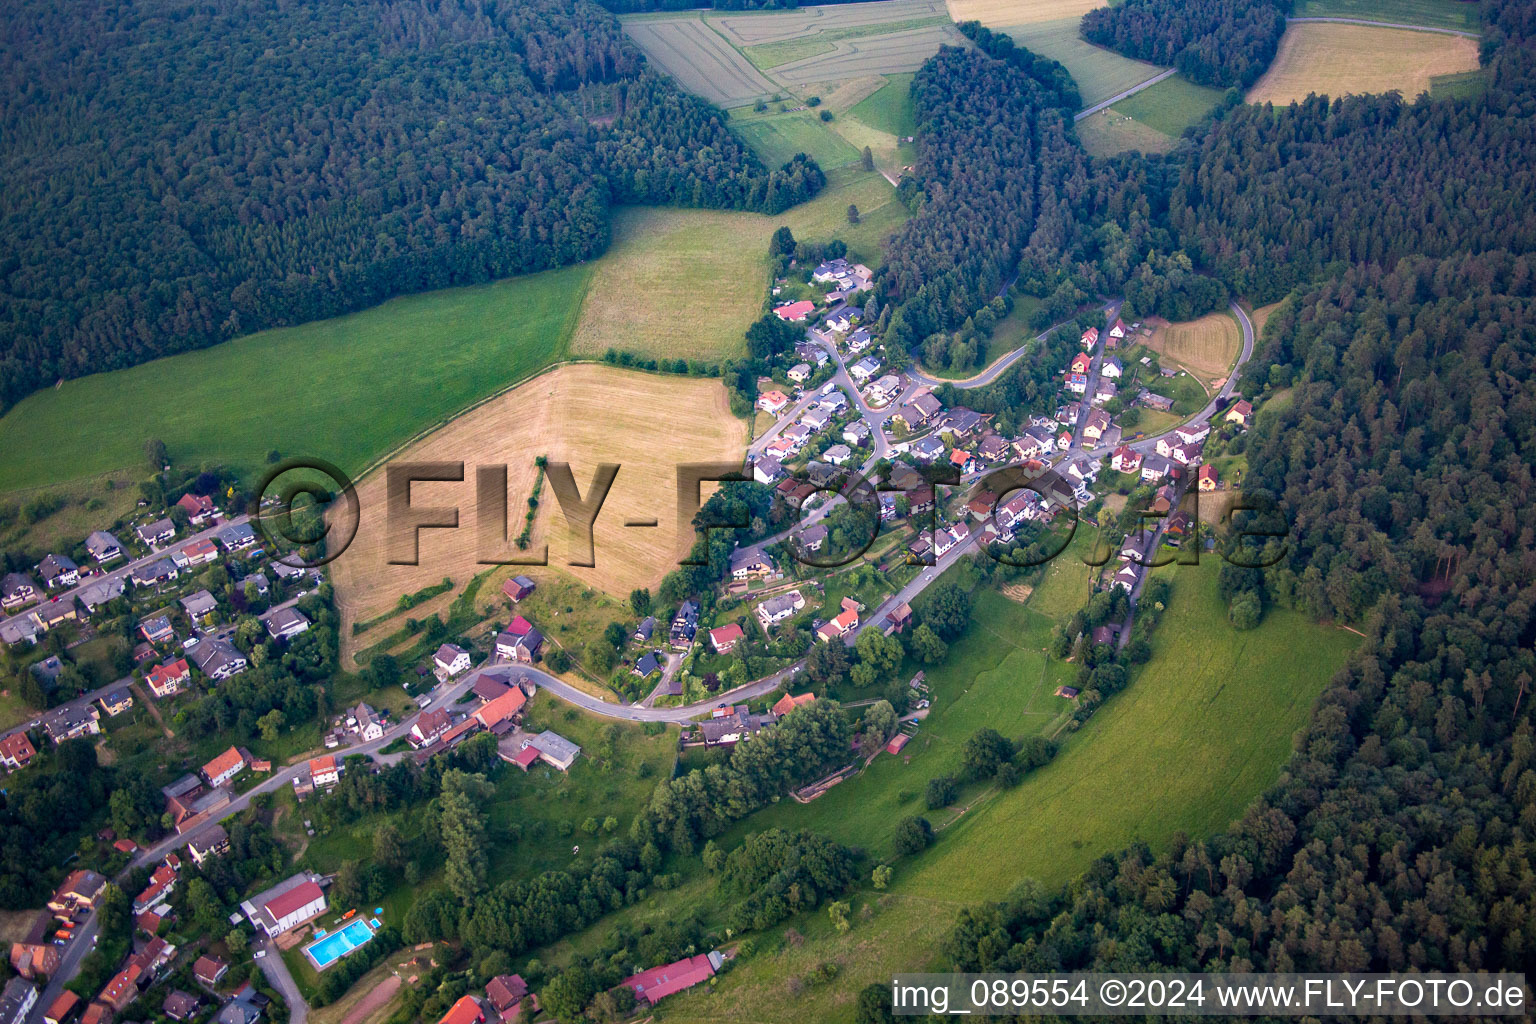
216 522 257 550
189 639 247 680
85 532 124 564
38 555 79 589
264 606 310 641
1 573 37 611
136 519 176 547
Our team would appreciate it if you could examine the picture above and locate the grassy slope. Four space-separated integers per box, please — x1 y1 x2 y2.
1110 74 1227 135
659 558 1359 1023
846 73 917 136
1293 0 1481 31
730 110 864 168
0 266 589 492
1007 18 1166 107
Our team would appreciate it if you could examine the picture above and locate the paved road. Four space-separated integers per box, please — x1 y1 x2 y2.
906 301 1119 391
1075 68 1178 122
1285 15 1479 37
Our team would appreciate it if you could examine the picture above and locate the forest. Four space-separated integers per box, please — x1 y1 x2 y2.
0 0 823 411
1080 0 1290 89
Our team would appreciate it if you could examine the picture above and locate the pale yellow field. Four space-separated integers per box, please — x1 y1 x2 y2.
946 0 1100 27
1249 300 1283 345
329 364 747 624
568 207 767 362
1076 109 1177 157
1146 312 1242 384
1247 23 1479 105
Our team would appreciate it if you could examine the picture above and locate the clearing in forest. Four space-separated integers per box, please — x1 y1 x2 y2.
1144 312 1242 386
1246 23 1479 105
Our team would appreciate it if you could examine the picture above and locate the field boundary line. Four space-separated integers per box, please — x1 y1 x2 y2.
1286 16 1479 38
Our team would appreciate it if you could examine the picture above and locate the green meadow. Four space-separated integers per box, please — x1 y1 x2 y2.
1111 73 1228 136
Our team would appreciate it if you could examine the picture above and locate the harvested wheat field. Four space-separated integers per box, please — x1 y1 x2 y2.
1145 312 1241 385
330 364 747 625
1248 301 1283 346
568 207 768 363
1247 23 1478 105
946 0 1100 26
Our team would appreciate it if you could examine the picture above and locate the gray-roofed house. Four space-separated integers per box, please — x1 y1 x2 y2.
85 531 125 564
38 555 80 589
130 559 179 587
216 522 258 550
264 606 311 640
843 420 871 445
700 707 777 747
633 651 660 677
1 573 37 611
78 576 126 613
137 518 176 546
822 443 852 465
189 638 247 680
796 523 829 553
849 356 881 382
633 616 656 643
755 589 805 629
180 590 219 620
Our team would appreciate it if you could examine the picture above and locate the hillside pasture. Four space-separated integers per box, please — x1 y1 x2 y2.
327 364 746 622
729 109 864 168
1005 17 1167 106
1076 108 1179 157
1247 22 1479 105
622 17 776 107
1109 73 1226 135
1292 0 1482 32
712 0 950 48
1144 311 1242 386
741 16 952 70
0 265 588 495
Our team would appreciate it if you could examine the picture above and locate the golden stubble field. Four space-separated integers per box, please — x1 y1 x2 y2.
1247 23 1479 105
329 364 747 627
945 0 1100 25
1145 311 1242 385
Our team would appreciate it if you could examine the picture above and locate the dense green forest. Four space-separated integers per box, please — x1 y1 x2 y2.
1081 0 1290 89
0 0 823 411
929 3 1536 994
596 0 897 11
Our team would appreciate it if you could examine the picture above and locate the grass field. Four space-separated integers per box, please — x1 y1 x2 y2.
768 24 970 89
729 109 864 168
1145 311 1242 387
1076 108 1180 156
920 295 1046 379
1110 74 1227 135
847 73 917 136
1008 18 1168 107
1247 22 1480 105
0 267 588 495
659 558 1359 1022
328 363 747 620
1430 68 1488 99
741 16 951 70
1293 0 1482 32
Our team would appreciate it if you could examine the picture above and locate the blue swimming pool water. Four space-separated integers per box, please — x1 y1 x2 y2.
303 919 375 969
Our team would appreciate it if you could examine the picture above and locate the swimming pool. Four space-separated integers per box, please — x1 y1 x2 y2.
303 918 375 969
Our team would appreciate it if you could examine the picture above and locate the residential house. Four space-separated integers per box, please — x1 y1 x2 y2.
410 709 451 748
78 576 126 613
43 992 79 1024
700 707 775 747
1108 319 1127 342
1082 409 1112 444
949 448 976 475
621 953 722 1006
824 305 861 332
134 861 179 914
38 555 80 589
1224 399 1253 427
632 651 660 677
501 575 536 602
975 434 1011 465
1101 357 1123 379
708 623 745 654
494 617 544 663
756 390 789 415
755 590 805 629
772 300 814 322
1065 372 1088 395
473 689 527 732
176 493 217 525
771 692 815 717
137 519 176 547
801 406 831 431
9 945 59 982
1113 562 1140 592
43 706 101 744
525 730 580 771
819 389 848 414
352 703 384 741
1092 379 1118 405
202 746 247 787
1057 430 1073 451
139 659 187 702
265 607 310 641
934 521 971 558
130 558 179 587
80 1004 110 1024
437 996 484 1024
634 616 656 643
193 955 229 988
786 363 811 384
0 617 40 648
1069 351 1091 375
822 443 852 465
1170 440 1203 465
186 826 230 866
99 688 134 717
752 455 786 486
848 356 881 382
86 532 124 564
670 601 700 649
1176 423 1211 445
176 539 218 567
1 573 37 611
189 638 246 680
243 874 326 934
1140 454 1173 482
816 596 860 642
0 979 37 1024
180 590 218 620
484 975 533 1020
163 992 200 1021
729 549 774 581
216 522 257 550
48 871 107 919
845 327 873 353
308 756 340 788
1014 427 1056 460
1198 464 1218 491
796 524 828 553
908 435 945 462
31 598 79 632
0 733 37 771
1080 326 1099 350
140 614 175 644
881 601 914 634
795 341 829 366
892 392 942 431
432 643 472 679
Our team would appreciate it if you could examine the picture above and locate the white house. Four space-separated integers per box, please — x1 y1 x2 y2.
264 606 311 641
755 590 805 629
1101 357 1123 379
787 363 811 384
753 455 786 485
433 643 472 678
246 875 326 935
849 357 881 382
823 444 852 465
757 390 789 415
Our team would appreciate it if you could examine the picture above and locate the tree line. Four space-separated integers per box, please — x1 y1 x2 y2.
0 0 825 411
1080 0 1290 89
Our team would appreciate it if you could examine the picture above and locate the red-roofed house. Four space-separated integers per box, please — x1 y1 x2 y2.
146 659 189 698
1080 326 1099 350
1224 399 1253 427
437 995 484 1024
708 623 744 654
473 690 527 731
816 597 860 643
948 448 976 474
885 733 911 755
176 494 216 525
757 390 790 415
484 975 533 1018
773 300 814 322
771 692 815 717
309 756 340 787
621 953 720 1006
44 991 80 1024
1111 446 1142 473
1198 464 1218 491
1 732 36 771
178 539 218 567
410 708 451 748
201 746 246 787
1069 351 1091 375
